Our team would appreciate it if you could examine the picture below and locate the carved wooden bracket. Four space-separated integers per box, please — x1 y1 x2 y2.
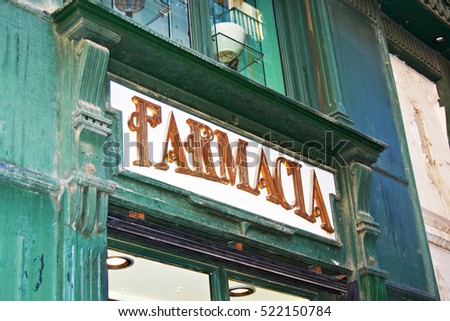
350 162 388 300
53 4 120 300
67 172 116 236
73 39 112 139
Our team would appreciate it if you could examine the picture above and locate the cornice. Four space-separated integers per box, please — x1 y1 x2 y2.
381 13 442 80
419 0 450 25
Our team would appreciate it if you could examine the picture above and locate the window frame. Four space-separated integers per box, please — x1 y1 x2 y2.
107 206 350 301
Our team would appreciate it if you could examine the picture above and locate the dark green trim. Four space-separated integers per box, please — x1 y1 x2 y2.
307 0 352 125
386 281 437 301
107 210 349 300
436 58 450 143
274 0 353 125
273 0 318 107
188 0 214 58
52 0 390 301
419 0 450 25
210 268 230 301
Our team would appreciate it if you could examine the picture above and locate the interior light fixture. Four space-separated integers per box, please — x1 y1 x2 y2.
229 285 256 297
433 35 446 44
115 0 145 18
107 256 134 270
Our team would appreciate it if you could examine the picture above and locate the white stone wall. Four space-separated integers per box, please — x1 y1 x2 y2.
390 54 450 300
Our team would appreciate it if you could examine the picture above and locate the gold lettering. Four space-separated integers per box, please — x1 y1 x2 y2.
185 119 220 182
214 130 258 195
275 157 298 210
127 96 162 167
154 112 192 175
310 170 335 233
253 149 281 204
291 164 315 223
126 96 335 234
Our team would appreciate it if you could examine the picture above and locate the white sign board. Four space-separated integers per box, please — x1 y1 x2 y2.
110 81 337 239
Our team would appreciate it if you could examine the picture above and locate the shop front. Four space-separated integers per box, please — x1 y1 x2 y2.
101 75 384 300
1 0 446 301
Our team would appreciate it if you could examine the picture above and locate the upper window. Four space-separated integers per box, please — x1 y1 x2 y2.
99 0 285 94
42 1 341 118
99 0 191 47
95 1 341 118
209 0 285 93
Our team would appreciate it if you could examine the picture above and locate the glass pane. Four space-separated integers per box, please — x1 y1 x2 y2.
97 0 191 48
108 249 211 300
209 0 285 94
229 279 309 301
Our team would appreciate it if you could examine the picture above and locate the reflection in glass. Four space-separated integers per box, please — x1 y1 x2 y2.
209 0 285 93
108 249 211 301
229 279 309 301
98 0 191 48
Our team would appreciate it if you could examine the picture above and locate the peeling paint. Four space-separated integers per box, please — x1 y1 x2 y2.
33 254 44 292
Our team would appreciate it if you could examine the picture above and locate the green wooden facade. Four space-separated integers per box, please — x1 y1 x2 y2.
1 0 449 300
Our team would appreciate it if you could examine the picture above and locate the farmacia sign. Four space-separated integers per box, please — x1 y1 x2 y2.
110 82 336 238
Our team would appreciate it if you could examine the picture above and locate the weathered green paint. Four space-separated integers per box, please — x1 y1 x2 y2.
189 0 215 58
274 0 319 106
51 0 387 300
54 34 116 300
0 181 58 300
0 2 58 175
308 0 352 125
1 0 446 301
0 1 59 300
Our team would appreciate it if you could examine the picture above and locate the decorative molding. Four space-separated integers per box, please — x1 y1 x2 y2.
72 109 112 138
308 0 353 125
350 163 372 218
73 39 112 138
343 0 378 22
65 244 107 300
351 163 382 267
350 162 388 300
54 7 121 49
0 161 62 198
359 266 388 300
382 13 442 80
66 172 116 236
420 0 450 25
76 39 110 111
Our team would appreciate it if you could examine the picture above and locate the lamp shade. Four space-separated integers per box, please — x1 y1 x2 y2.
115 0 145 14
213 22 246 63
